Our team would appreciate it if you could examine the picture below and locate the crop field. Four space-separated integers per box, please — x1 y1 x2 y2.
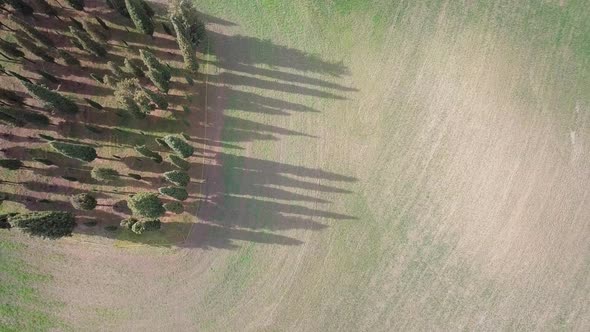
1 0 589 331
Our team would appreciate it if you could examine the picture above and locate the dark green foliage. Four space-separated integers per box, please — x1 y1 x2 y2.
163 135 193 158
114 79 143 117
33 158 54 165
155 137 168 148
181 133 190 140
171 16 199 74
141 0 155 17
85 125 102 134
8 211 76 238
120 217 138 229
182 105 190 113
127 173 142 180
140 50 170 92
84 98 103 110
1 107 50 127
94 15 110 30
82 19 109 43
131 219 160 234
64 0 84 10
70 193 97 210
168 0 205 47
164 201 183 214
91 167 119 182
134 89 154 114
33 0 58 18
0 213 19 229
0 88 23 105
0 38 25 59
135 145 162 163
9 15 54 48
108 61 126 78
125 0 154 36
168 154 190 170
14 34 55 62
90 73 103 84
50 141 97 162
83 221 97 227
69 17 83 30
103 74 119 88
163 170 189 186
38 134 55 141
140 87 168 109
127 192 165 219
158 186 188 201
7 0 34 16
124 58 144 78
57 49 81 66
162 22 174 36
18 80 79 114
185 75 194 85
69 26 107 57
0 158 24 170
108 0 129 17
35 69 60 83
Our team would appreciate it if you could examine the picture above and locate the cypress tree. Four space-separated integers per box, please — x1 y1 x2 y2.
164 201 183 214
114 79 143 117
57 49 80 66
140 87 168 109
70 193 97 210
8 211 76 238
168 0 205 47
1 107 50 127
69 17 84 30
69 26 107 57
0 38 26 60
108 61 126 78
50 141 97 162
163 170 189 186
13 34 55 62
18 80 79 114
127 192 165 219
7 70 32 83
125 0 154 36
141 0 154 17
171 16 198 74
108 0 129 17
163 135 193 158
168 154 190 170
103 74 119 88
140 50 170 92
158 186 188 201
7 0 34 16
9 15 54 48
124 58 144 78
82 19 109 43
134 89 154 114
134 145 162 163
91 167 119 182
64 0 84 11
161 22 174 36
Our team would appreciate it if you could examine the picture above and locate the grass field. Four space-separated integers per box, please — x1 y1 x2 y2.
1 0 589 330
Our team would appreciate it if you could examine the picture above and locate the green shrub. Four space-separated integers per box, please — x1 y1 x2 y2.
164 201 183 214
127 192 165 219
38 134 55 141
125 0 154 35
91 167 119 182
135 145 162 163
155 137 168 148
158 186 188 201
0 159 24 170
140 87 168 109
8 211 76 239
163 170 189 186
131 218 160 234
70 193 97 210
18 80 79 114
168 155 190 170
163 135 193 158
33 158 54 166
50 141 97 162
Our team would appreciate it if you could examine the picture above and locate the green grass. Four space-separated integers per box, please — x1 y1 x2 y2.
0 235 62 331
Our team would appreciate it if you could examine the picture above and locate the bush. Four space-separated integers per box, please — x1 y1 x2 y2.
70 193 97 210
120 217 139 229
8 211 76 238
168 155 190 170
0 159 24 170
158 186 188 201
0 213 19 229
155 137 168 148
163 135 193 158
171 15 199 74
131 218 160 234
164 201 183 214
91 167 119 182
127 192 165 219
163 170 189 186
50 141 97 162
